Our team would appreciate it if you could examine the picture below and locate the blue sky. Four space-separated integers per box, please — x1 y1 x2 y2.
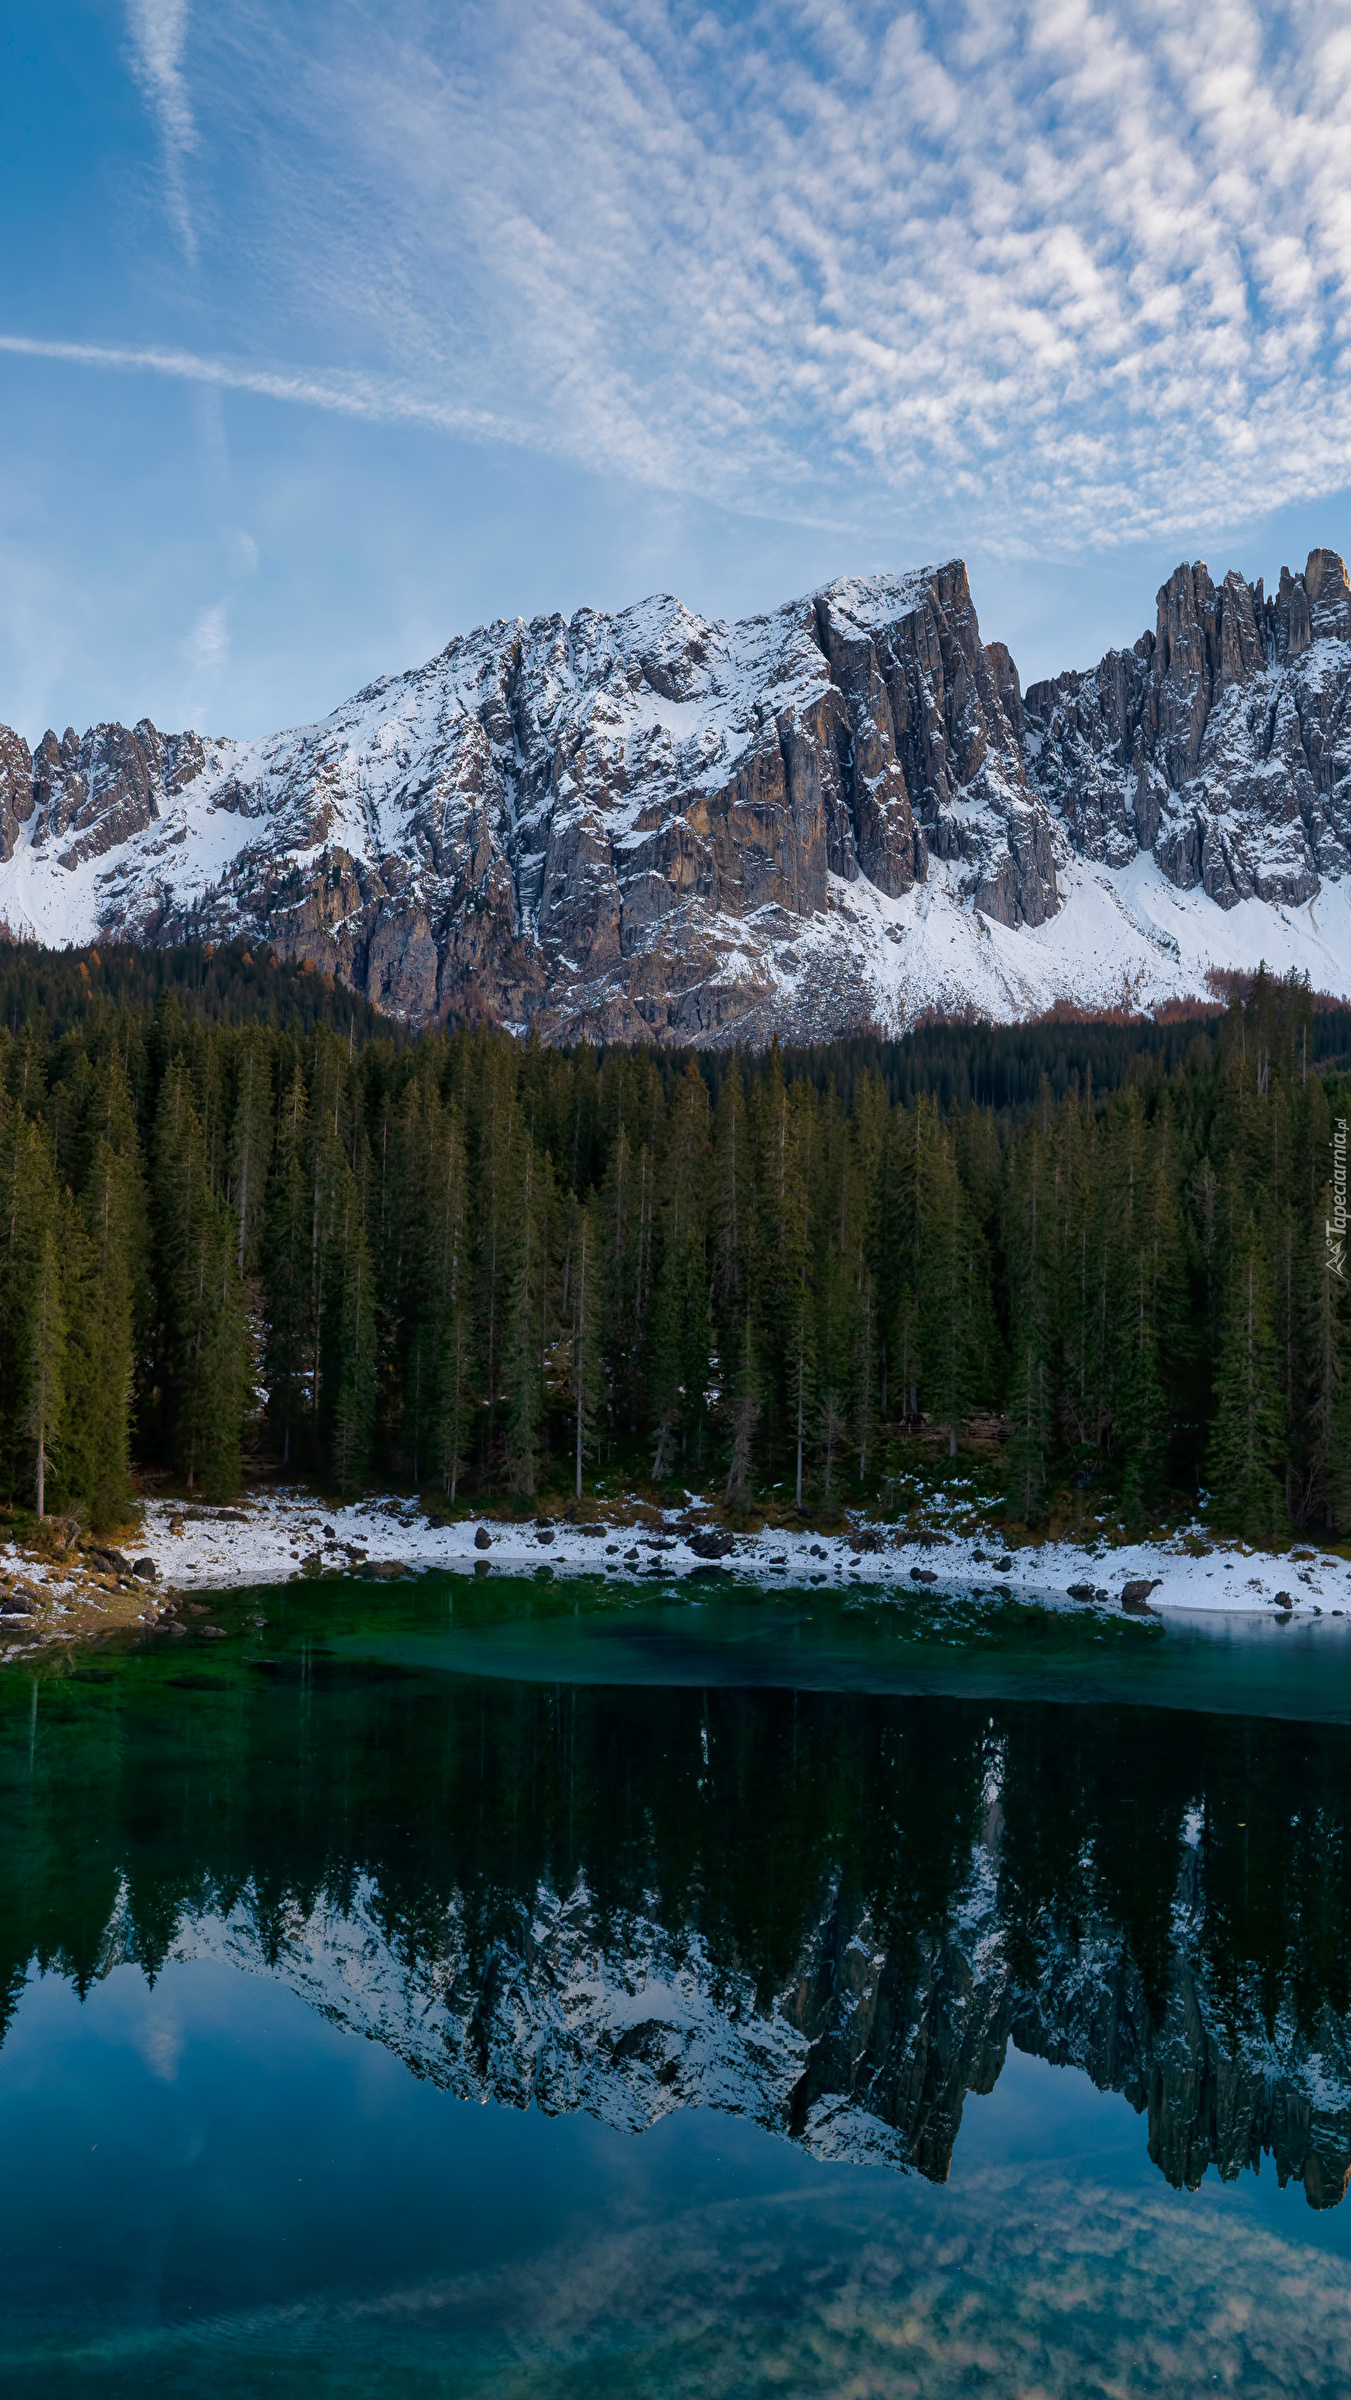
5 0 1351 743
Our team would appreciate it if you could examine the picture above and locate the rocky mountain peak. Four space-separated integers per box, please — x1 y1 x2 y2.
1 550 1348 1037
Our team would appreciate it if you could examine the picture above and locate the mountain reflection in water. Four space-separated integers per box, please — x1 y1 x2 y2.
3 1587 1350 2215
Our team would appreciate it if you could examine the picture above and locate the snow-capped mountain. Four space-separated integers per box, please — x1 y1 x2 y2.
3 551 1350 1039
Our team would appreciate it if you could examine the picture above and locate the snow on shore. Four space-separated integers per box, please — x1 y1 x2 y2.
120 1489 1351 1622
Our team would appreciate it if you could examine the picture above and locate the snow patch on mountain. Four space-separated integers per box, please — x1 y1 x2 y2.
2 550 1349 1037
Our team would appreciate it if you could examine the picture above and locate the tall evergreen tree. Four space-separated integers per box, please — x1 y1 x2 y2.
914 1100 971 1456
502 1140 553 1495
426 1093 471 1502
25 1222 66 1519
319 1161 377 1493
67 1133 140 1529
262 1066 314 1466
568 1198 601 1501
1207 1214 1284 1539
152 1061 251 1496
226 1027 275 1271
723 1313 762 1510
1003 1126 1055 1522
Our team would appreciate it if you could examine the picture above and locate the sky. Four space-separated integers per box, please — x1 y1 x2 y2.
5 0 1351 744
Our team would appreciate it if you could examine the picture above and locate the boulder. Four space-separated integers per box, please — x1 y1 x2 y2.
687 1529 735 1560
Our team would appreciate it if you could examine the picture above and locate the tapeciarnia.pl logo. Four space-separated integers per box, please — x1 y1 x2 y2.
1330 1117 1348 1281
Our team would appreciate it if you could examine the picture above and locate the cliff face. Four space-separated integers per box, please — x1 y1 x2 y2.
1 549 1348 1039
1021 550 1351 910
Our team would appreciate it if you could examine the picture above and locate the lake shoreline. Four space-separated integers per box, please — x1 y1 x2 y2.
6 1486 1351 1654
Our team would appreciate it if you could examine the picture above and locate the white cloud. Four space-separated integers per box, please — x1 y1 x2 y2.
56 1 1351 551
182 599 228 715
125 0 197 259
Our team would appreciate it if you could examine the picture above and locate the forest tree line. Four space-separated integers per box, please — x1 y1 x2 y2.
0 969 1347 1538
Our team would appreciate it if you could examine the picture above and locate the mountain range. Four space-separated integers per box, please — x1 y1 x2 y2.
2 549 1349 1040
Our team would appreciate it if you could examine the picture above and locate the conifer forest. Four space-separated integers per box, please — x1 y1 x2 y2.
0 948 1348 1541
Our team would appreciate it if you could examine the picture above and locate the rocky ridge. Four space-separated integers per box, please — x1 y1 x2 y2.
2 550 1350 1040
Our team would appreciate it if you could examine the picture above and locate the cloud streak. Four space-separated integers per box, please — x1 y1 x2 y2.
125 0 198 259
61 2 1351 550
0 334 516 445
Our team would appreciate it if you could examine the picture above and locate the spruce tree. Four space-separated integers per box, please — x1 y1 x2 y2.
1207 1216 1284 1539
25 1222 66 1519
1116 1253 1168 1524
152 1060 251 1496
601 1123 643 1437
502 1140 551 1495
723 1314 762 1510
67 1136 139 1530
262 1066 314 1466
568 1198 601 1501
320 1164 377 1493
914 1101 970 1456
770 1083 816 1507
709 1066 752 1456
426 1095 471 1502
1003 1128 1055 1523
226 1027 275 1272
471 1041 524 1475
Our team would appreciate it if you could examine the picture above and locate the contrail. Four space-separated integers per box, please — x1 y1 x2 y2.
0 333 512 443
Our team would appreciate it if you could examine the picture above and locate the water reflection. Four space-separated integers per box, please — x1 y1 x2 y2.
3 1586 1350 2213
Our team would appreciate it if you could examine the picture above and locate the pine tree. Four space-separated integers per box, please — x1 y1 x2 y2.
914 1100 970 1456
0 1106 46 1501
1004 1127 1055 1522
849 1072 889 1476
723 1314 762 1511
152 1060 251 1496
25 1223 66 1519
1207 1216 1284 1539
601 1122 643 1436
709 1066 754 1470
771 1083 816 1507
471 1041 524 1476
646 1066 712 1481
67 1136 140 1529
226 1027 275 1272
1116 1252 1168 1524
383 1076 444 1484
568 1198 601 1501
426 1094 471 1502
503 1140 552 1495
262 1066 313 1465
320 1162 377 1493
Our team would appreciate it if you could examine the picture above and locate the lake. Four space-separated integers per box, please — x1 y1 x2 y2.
4 1572 1351 2395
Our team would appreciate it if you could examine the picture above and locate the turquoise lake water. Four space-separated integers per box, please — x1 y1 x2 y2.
3 1573 1351 2394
